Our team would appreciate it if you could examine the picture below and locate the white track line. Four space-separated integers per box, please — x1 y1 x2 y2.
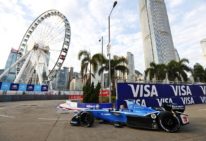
198 109 206 111
0 114 15 119
38 117 68 121
38 118 58 121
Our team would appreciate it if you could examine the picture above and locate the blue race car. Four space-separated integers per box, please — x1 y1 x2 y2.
70 100 189 132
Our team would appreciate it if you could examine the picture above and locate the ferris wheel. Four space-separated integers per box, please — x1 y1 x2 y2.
0 9 71 85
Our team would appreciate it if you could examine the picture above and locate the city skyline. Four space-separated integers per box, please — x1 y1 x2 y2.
0 0 206 74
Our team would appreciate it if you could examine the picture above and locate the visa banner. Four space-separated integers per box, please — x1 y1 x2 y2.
116 83 206 108
10 83 19 91
0 82 48 92
41 85 48 91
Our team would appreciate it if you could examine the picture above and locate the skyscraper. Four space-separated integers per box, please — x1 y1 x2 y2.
127 52 135 82
139 0 176 68
174 48 180 62
52 67 69 90
200 39 206 59
4 48 18 82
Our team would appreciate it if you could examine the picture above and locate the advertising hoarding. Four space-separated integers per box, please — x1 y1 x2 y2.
116 83 206 108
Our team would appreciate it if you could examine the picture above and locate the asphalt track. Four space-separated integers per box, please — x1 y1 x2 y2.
0 100 206 141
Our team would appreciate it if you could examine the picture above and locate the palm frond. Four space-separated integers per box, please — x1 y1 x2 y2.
80 62 88 78
81 57 90 64
91 60 98 74
92 53 106 64
115 65 129 74
179 58 189 64
98 66 108 76
78 50 90 60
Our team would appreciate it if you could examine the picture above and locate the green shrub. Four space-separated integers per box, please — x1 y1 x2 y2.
83 82 100 103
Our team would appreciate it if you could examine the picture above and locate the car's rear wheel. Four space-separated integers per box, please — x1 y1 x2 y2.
158 111 180 132
80 112 94 127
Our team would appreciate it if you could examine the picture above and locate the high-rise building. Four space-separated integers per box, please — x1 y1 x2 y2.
68 67 74 89
104 73 109 88
134 70 143 81
52 67 69 90
69 71 83 91
139 0 176 68
201 39 206 59
4 48 18 82
69 78 83 91
127 52 135 82
174 48 180 62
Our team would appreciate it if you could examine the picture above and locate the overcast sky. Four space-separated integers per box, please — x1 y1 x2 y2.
0 0 206 73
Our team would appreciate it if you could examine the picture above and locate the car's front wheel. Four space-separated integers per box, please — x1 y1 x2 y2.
158 111 180 132
80 111 94 127
70 115 80 126
113 122 123 128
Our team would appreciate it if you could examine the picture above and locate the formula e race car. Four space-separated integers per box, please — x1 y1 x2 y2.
70 100 189 132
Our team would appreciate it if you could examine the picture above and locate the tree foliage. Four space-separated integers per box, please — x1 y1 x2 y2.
78 50 104 84
145 62 167 81
98 55 129 96
83 82 101 103
78 50 129 102
192 63 206 82
145 59 191 82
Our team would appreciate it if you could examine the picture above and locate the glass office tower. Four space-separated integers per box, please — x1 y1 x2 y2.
140 0 176 68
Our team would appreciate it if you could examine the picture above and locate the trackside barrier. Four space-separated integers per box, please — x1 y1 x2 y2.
116 82 206 108
0 82 48 92
0 95 67 102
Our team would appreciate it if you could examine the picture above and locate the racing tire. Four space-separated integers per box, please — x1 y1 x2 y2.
113 122 123 128
158 111 180 133
80 112 94 127
70 115 80 126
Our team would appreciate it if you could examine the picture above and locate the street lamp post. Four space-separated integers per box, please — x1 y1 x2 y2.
99 36 104 89
107 1 117 103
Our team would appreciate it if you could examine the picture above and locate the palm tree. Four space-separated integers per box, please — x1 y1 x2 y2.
192 63 206 82
167 60 180 82
156 64 167 81
98 55 128 96
78 50 104 84
167 59 191 82
176 58 191 82
145 62 167 81
145 62 157 81
145 59 191 83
